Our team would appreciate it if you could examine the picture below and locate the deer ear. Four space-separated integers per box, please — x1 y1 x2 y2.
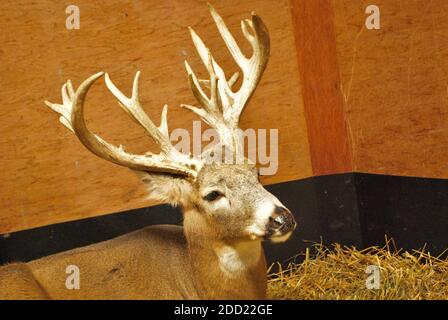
134 171 194 207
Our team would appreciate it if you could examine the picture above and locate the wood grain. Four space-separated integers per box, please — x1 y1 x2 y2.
0 0 312 234
333 0 448 178
291 0 353 176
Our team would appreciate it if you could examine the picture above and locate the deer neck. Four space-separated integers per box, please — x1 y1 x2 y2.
182 208 267 299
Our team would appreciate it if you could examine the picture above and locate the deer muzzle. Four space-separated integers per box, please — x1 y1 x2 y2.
264 206 296 242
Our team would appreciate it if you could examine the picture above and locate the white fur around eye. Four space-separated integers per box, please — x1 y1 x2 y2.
211 196 230 210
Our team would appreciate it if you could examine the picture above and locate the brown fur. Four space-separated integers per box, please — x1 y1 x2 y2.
0 224 265 299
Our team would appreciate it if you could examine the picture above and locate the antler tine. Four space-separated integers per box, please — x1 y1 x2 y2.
227 72 240 88
104 71 174 155
158 104 168 138
184 60 211 111
208 4 248 70
197 72 239 90
209 5 270 125
46 72 199 178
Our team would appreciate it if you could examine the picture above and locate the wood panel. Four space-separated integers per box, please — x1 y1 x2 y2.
0 0 312 234
333 0 448 178
291 0 353 176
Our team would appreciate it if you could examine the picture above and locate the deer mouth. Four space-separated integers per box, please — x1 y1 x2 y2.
267 230 295 243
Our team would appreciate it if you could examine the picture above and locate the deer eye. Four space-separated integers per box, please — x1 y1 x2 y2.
203 191 223 202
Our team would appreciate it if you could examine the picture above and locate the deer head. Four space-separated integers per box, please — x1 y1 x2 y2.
45 5 296 245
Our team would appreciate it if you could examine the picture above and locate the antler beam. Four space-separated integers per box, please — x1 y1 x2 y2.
45 72 199 178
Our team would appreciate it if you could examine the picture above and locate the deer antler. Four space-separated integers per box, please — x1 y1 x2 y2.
45 72 200 178
182 4 270 153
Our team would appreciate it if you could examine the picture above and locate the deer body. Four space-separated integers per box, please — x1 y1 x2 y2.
0 5 296 299
1 224 266 299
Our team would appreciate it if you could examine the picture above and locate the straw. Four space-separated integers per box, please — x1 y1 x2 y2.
267 238 448 300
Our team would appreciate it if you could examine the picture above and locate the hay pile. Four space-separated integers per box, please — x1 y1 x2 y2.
267 240 448 300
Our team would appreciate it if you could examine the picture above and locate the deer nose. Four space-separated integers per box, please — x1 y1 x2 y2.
266 206 296 235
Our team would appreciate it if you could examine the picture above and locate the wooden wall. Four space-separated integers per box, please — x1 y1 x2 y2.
291 0 448 179
3 0 448 235
333 0 448 179
0 0 312 234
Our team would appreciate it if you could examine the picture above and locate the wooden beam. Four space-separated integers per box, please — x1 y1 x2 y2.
290 0 353 176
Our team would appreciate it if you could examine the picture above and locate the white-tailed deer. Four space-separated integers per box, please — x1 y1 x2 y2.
0 5 296 299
